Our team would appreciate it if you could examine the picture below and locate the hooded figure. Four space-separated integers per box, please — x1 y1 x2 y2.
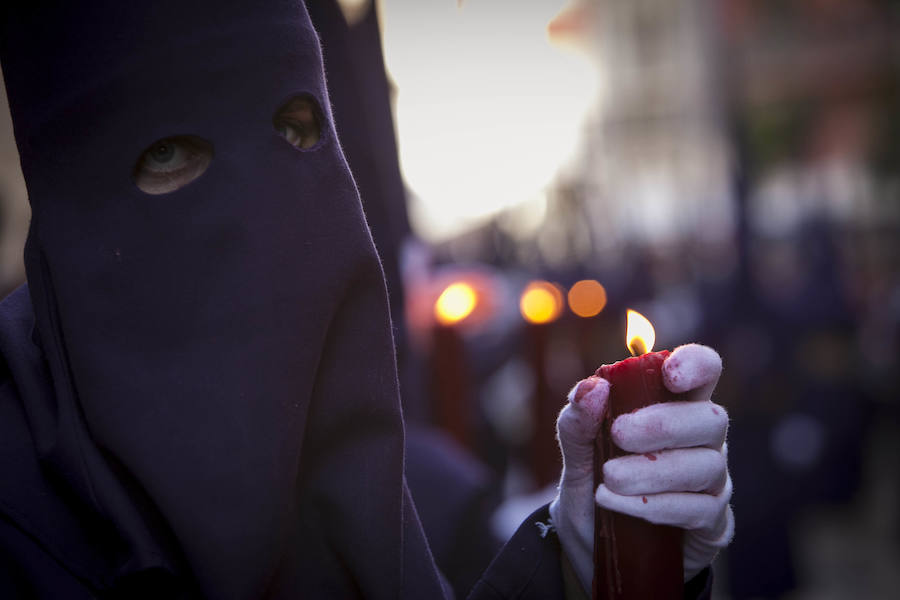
0 2 445 597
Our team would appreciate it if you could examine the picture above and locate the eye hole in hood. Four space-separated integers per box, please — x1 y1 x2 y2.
133 134 214 195
273 94 322 150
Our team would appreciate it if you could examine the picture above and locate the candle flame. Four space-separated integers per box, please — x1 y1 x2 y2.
435 282 477 325
520 281 563 324
626 309 655 356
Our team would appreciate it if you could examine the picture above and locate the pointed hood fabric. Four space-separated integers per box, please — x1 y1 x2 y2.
304 0 411 329
303 0 427 421
0 1 443 598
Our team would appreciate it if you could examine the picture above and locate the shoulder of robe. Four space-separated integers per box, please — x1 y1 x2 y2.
0 286 36 441
0 515 100 599
0 514 196 600
0 287 106 597
466 503 565 600
0 286 198 599
0 285 32 384
0 285 96 597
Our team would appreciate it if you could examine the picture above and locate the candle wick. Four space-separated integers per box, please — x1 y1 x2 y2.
628 338 647 357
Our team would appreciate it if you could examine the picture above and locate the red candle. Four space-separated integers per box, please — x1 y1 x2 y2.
431 282 478 450
431 323 474 449
592 310 683 599
520 281 565 487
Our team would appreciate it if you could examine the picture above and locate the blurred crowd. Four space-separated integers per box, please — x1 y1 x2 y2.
2 1 898 598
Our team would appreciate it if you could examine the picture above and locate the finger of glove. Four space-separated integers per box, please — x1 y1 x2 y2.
611 400 728 453
558 377 608 453
603 447 727 496
662 343 722 402
596 474 732 532
554 377 610 593
557 376 609 484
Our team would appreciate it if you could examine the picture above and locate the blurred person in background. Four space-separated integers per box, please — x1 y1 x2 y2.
0 1 734 598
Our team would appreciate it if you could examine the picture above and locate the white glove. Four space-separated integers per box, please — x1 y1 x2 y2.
549 344 735 593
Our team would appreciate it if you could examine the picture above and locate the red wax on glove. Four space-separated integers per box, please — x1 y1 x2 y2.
592 350 683 600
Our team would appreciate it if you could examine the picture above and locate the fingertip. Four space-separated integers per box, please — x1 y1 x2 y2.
558 378 609 444
567 376 609 414
610 408 669 453
568 375 608 402
711 404 730 442
594 483 612 506
609 414 626 447
566 379 590 405
601 459 625 493
663 343 722 393
594 483 635 516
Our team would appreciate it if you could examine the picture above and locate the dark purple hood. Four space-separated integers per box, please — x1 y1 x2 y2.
0 2 442 597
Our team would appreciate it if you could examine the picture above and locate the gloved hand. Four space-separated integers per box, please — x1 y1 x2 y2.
549 343 734 593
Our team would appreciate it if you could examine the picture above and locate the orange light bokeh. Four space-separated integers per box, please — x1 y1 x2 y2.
567 279 607 317
435 282 478 325
520 281 564 324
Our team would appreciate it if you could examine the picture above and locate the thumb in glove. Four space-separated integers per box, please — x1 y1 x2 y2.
549 376 609 593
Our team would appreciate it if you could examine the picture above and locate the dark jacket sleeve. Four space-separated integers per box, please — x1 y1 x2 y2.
467 504 565 600
685 566 713 600
467 503 714 600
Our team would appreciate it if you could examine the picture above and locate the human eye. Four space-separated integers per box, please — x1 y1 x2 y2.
132 135 213 195
272 94 322 150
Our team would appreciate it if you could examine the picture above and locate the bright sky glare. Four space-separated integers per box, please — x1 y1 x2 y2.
380 0 598 242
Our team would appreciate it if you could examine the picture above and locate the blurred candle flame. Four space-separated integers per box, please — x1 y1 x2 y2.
435 282 477 325
626 309 655 356
520 281 563 325
567 279 607 317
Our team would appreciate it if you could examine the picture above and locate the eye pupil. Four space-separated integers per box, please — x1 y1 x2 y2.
151 143 175 163
134 134 213 195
